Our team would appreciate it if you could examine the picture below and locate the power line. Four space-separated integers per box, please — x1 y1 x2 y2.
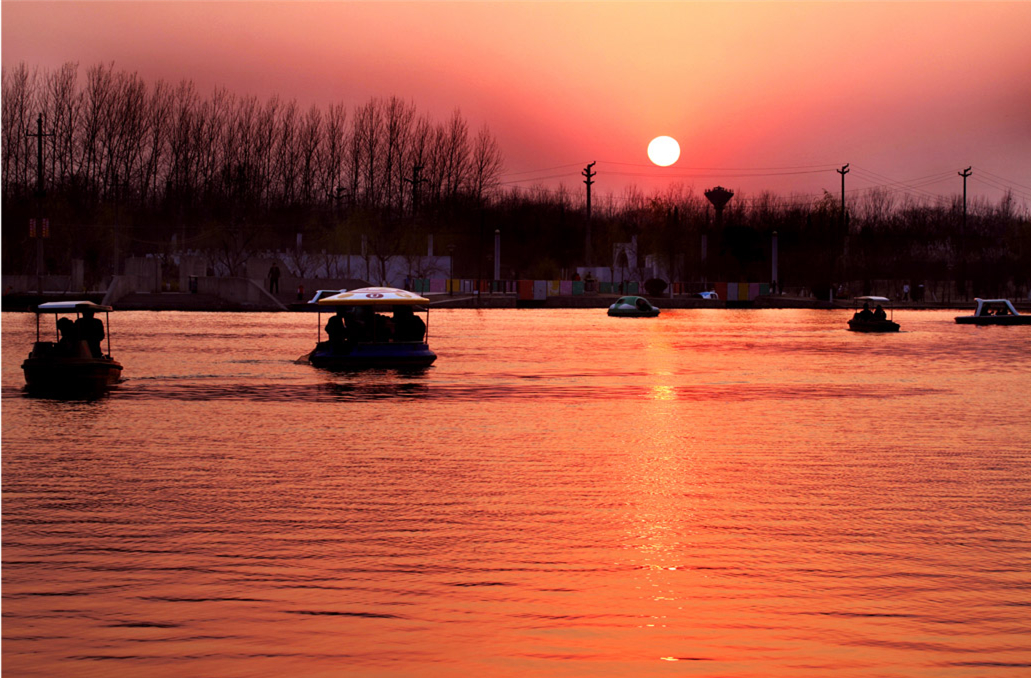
498 162 588 178
498 172 581 186
975 168 1031 192
599 168 836 179
970 175 1031 202
598 160 841 171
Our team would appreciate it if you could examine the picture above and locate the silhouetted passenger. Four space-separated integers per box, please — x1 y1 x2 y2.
56 317 79 356
349 307 373 341
74 309 104 357
373 313 394 342
325 308 350 347
854 302 874 321
873 305 887 321
392 306 426 342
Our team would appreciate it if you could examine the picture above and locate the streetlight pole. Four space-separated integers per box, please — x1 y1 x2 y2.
493 229 501 283
448 244 455 296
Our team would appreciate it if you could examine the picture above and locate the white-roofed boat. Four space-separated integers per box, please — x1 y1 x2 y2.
955 298 1031 325
306 287 437 369
21 301 123 392
847 296 899 333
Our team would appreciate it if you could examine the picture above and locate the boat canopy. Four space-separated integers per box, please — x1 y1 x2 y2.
317 287 429 306
974 298 1020 317
854 296 891 304
36 301 113 313
612 296 652 307
308 289 346 304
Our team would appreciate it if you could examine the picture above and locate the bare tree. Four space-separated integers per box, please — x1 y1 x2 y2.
1 63 38 199
469 123 503 204
298 104 322 206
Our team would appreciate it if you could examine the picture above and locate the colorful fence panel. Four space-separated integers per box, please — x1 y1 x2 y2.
533 280 548 300
572 281 585 295
560 280 573 295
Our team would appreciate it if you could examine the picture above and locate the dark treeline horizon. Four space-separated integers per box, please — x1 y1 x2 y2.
3 61 1029 297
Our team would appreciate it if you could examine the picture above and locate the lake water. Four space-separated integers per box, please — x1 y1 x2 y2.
3 308 1030 677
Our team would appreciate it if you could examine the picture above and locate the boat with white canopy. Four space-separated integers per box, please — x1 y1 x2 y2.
21 301 123 391
955 298 1031 325
306 287 437 369
847 296 899 333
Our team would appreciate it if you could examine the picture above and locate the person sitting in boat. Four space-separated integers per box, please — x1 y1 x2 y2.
873 305 887 321
56 317 79 356
854 302 874 321
324 308 351 347
74 309 105 358
392 306 426 343
373 312 395 342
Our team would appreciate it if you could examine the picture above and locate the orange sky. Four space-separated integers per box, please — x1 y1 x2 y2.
3 1 1030 206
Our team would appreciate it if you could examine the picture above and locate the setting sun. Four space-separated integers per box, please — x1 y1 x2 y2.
647 136 680 167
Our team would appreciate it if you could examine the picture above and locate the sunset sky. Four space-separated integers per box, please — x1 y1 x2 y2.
4 1 1030 207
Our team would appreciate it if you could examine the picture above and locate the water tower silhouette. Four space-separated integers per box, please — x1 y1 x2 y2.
700 186 734 286
704 186 734 229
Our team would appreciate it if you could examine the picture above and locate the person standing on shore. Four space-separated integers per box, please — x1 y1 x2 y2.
268 263 281 294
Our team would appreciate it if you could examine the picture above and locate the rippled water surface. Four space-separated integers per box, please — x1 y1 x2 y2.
3 309 1030 677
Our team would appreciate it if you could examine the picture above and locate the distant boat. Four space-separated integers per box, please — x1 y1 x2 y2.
306 287 437 369
955 298 1031 325
608 296 660 317
847 296 900 333
21 301 123 392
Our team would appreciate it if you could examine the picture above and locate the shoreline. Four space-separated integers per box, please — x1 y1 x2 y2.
3 292 1026 313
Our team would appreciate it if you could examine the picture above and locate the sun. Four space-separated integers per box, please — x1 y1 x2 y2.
647 136 680 167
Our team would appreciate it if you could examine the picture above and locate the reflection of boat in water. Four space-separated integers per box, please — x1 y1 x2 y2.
608 296 660 317
21 301 123 392
955 298 1031 325
307 287 437 369
847 296 900 333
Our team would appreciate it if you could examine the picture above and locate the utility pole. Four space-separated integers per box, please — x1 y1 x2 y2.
959 167 972 233
28 114 53 295
958 167 972 300
837 163 850 288
837 163 849 230
583 161 596 267
403 163 426 217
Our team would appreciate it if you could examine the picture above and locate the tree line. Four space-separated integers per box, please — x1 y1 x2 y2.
2 62 503 279
3 61 1029 298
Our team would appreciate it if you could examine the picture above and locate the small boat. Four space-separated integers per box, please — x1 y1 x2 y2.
21 301 123 392
955 298 1031 325
307 287 437 369
608 296 660 317
847 296 900 332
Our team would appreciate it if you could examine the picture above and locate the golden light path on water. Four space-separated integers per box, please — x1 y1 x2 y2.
3 308 1030 677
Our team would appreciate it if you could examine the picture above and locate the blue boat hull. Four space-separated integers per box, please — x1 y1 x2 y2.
607 309 660 317
308 342 437 369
